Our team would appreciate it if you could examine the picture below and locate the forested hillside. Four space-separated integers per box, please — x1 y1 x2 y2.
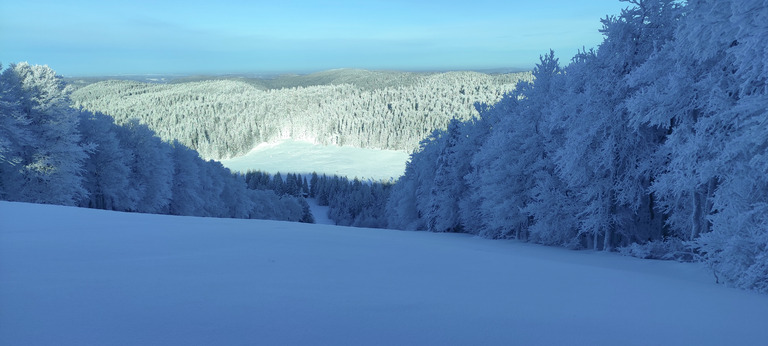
70 70 531 159
385 0 768 292
0 62 310 222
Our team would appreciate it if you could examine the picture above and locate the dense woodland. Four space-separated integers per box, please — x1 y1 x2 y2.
0 63 311 222
244 170 391 228
69 70 531 159
385 0 768 292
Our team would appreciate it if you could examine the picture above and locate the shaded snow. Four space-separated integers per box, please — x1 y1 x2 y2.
306 198 334 225
220 139 408 181
2 201 768 345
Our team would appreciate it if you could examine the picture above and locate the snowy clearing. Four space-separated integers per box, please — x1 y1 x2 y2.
306 198 333 225
220 139 409 181
1 201 768 345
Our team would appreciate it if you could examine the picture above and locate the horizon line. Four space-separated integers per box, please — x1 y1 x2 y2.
56 66 534 79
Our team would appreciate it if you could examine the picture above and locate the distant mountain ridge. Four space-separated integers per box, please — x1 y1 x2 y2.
64 67 530 87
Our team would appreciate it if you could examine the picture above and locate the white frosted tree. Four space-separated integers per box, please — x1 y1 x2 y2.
679 0 768 292
0 63 31 201
198 160 227 218
10 63 88 205
385 131 445 231
168 140 206 216
469 51 563 241
385 164 422 230
625 0 768 289
77 111 134 211
552 0 680 250
426 119 474 233
626 0 728 243
218 170 255 220
115 119 173 214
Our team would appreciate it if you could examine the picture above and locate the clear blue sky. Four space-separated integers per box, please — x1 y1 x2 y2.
0 0 629 76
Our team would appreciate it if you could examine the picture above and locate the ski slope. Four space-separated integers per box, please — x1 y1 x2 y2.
219 139 409 181
306 198 334 225
2 201 768 345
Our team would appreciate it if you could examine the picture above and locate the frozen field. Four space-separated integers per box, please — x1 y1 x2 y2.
220 140 409 181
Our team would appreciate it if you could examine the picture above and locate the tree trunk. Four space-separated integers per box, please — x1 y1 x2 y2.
594 232 599 250
704 178 716 234
691 188 703 240
604 228 613 252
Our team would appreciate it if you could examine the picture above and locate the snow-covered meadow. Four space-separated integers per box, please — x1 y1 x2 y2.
2 201 767 345
220 139 409 181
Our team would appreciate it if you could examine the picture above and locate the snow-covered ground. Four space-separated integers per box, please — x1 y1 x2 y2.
220 139 409 181
306 198 334 225
2 201 768 345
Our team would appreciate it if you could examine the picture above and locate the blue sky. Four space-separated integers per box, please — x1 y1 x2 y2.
0 0 628 76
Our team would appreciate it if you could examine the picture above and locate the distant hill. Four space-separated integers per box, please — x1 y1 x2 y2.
70 69 533 159
63 75 176 88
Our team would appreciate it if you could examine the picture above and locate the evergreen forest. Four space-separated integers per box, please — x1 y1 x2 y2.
70 70 532 159
0 63 312 222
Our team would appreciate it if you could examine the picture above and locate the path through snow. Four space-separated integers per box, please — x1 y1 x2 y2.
306 197 334 225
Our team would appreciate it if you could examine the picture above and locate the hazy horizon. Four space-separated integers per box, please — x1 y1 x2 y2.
58 66 532 79
1 0 628 77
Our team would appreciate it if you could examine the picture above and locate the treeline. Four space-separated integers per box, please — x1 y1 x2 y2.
384 0 768 292
0 62 310 222
311 174 391 228
69 70 532 159
244 170 391 228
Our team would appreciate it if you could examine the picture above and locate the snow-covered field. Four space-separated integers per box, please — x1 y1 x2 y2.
2 201 768 345
220 139 409 181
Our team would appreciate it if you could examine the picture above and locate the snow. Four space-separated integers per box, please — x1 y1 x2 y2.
306 198 334 225
220 139 409 181
2 201 768 345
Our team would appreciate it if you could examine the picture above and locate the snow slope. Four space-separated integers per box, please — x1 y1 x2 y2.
306 198 334 225
2 201 768 345
219 139 409 180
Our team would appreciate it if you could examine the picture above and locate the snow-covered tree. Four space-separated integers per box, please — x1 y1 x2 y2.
385 130 446 231
0 63 31 200
468 51 561 240
168 140 206 216
114 119 173 214
10 63 88 205
77 111 133 210
426 119 476 233
70 71 532 159
550 0 680 250
669 0 768 292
